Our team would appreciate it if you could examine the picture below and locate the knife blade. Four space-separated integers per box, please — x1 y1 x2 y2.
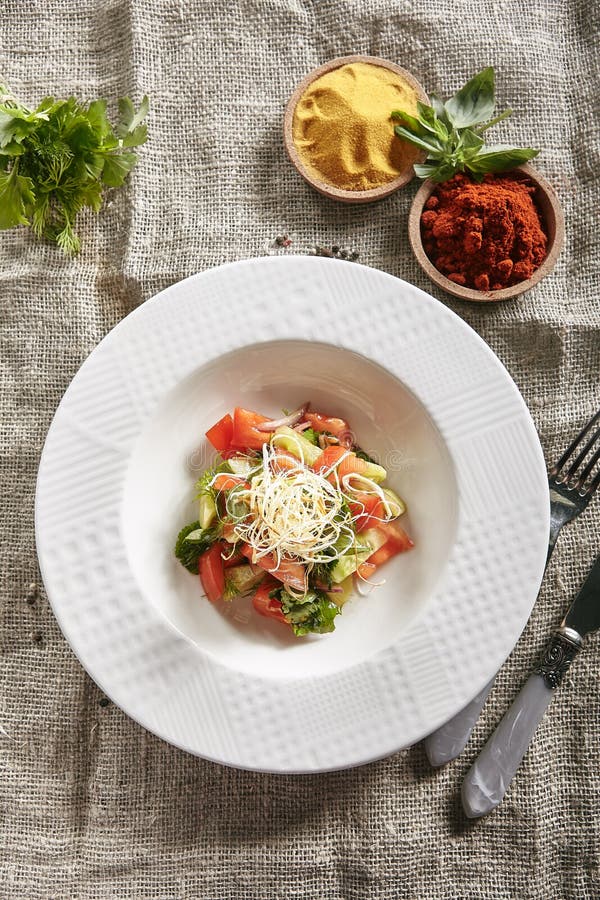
563 553 600 637
462 552 600 818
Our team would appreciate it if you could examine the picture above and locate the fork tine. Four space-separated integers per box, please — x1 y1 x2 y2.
588 468 600 496
552 407 600 476
564 424 600 481
578 446 600 488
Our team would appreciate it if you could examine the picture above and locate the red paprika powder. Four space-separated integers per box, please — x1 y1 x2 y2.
421 172 547 291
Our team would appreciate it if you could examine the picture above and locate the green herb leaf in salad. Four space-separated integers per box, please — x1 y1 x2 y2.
278 589 340 636
311 559 336 590
354 446 379 465
391 67 539 183
301 428 319 446
174 521 221 574
0 85 148 253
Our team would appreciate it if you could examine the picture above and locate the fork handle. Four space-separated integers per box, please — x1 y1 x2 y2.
461 629 582 818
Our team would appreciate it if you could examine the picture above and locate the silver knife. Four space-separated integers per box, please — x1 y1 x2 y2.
461 552 600 818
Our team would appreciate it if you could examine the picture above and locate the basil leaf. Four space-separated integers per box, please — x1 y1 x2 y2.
428 162 463 183
391 109 424 133
413 162 442 179
433 118 450 143
467 146 539 174
444 67 496 129
416 102 439 133
430 93 451 126
393 125 445 157
458 127 484 158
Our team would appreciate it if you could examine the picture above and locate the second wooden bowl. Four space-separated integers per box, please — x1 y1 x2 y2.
284 55 428 204
408 164 565 302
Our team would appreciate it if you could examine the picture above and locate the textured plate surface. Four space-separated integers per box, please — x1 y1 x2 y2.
35 256 549 772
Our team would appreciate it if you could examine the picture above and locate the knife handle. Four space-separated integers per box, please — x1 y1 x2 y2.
461 629 582 818
424 678 495 767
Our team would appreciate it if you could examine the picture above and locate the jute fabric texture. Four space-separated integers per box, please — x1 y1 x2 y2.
1 1 599 898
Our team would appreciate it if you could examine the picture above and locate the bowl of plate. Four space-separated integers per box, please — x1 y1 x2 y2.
35 256 549 771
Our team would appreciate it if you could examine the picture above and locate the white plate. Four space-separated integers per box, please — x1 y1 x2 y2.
35 257 549 772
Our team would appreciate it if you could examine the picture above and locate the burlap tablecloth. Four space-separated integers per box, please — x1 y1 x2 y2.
2 1 599 897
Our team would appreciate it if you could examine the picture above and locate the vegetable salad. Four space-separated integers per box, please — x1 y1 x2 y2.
175 404 413 636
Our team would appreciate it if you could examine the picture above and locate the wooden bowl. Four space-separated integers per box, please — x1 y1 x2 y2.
408 164 565 302
284 55 429 204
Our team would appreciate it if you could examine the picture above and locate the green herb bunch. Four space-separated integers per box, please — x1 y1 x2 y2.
0 86 148 253
392 67 538 183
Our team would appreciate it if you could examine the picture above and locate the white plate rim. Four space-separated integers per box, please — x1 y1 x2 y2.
35 256 549 772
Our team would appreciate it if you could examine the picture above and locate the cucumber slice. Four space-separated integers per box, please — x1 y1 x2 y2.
361 461 387 483
329 576 353 607
331 553 367 584
199 493 217 529
360 527 388 554
223 564 264 601
329 528 388 583
228 456 257 477
330 552 369 583
382 487 406 517
272 426 322 465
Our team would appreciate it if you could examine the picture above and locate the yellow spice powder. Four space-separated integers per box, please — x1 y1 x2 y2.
292 62 420 192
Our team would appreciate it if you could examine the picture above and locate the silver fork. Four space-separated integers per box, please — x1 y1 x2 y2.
546 408 600 556
424 406 600 767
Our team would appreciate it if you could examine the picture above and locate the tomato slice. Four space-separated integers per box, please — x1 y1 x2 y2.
232 407 271 451
349 492 385 532
205 414 233 454
337 454 372 480
312 445 349 474
312 446 374 488
252 578 288 624
199 543 225 602
304 411 352 446
366 544 396 566
271 450 300 473
357 561 377 579
367 522 414 566
212 473 249 492
379 520 414 551
222 549 245 568
240 544 306 592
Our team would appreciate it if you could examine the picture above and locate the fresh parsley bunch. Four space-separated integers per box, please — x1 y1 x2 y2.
392 67 539 183
0 86 148 253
